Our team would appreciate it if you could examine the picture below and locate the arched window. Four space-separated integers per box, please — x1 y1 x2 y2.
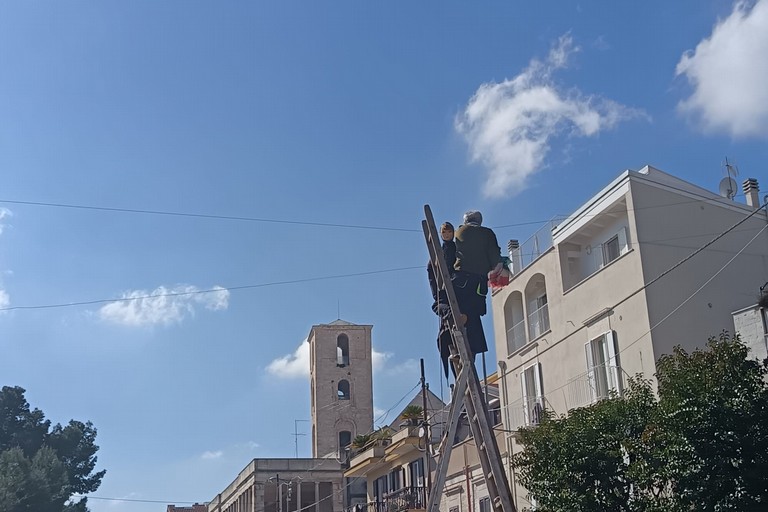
337 334 350 367
337 380 350 400
338 430 352 450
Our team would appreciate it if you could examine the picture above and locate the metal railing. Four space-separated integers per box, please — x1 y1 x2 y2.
503 397 551 432
506 318 527 353
347 488 427 512
527 303 550 340
510 218 559 271
563 363 627 410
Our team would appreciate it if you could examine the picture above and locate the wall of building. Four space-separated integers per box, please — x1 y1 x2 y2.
310 323 374 458
733 306 768 361
208 459 344 512
630 176 768 358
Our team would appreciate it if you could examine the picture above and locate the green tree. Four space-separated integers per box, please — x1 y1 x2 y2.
512 379 664 512
654 333 768 511
0 386 105 511
511 333 768 511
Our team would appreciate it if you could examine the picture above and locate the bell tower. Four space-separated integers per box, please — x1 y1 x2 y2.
309 320 374 458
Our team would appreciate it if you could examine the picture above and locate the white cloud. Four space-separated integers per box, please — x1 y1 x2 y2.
456 34 645 198
0 208 11 236
98 284 229 327
266 341 394 379
676 0 768 138
0 290 8 310
267 340 311 379
201 450 223 460
372 349 391 371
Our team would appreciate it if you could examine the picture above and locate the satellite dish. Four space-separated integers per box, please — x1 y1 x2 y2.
719 177 738 200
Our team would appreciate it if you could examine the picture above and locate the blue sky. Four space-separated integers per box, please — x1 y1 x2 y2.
1 0 767 509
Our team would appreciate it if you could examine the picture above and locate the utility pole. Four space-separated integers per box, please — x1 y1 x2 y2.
420 358 433 497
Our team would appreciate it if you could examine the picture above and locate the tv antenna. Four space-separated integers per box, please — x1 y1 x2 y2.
719 157 739 200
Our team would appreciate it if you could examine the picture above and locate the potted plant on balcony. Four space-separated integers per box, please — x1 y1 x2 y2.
399 405 423 428
372 427 393 446
351 433 373 451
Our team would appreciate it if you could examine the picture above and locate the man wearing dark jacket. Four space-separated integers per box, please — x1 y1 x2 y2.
452 210 502 356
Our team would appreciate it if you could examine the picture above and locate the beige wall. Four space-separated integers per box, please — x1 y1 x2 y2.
208 459 344 512
490 166 768 511
630 177 768 356
309 323 374 458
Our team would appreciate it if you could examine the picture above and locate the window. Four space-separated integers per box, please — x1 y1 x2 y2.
479 496 491 512
388 468 402 492
586 331 621 401
409 458 425 487
449 507 459 512
373 475 388 502
337 334 350 367
337 380 350 400
521 363 543 426
528 294 549 339
602 227 628 266
603 235 620 263
338 430 352 450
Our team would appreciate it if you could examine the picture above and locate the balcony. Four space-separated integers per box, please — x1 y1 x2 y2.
563 363 627 410
510 218 558 272
527 303 550 340
506 318 527 353
503 397 551 432
346 487 427 512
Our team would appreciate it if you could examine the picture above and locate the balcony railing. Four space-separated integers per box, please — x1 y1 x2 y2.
527 303 550 340
506 318 527 353
503 397 551 432
564 363 627 410
346 488 427 512
510 218 559 273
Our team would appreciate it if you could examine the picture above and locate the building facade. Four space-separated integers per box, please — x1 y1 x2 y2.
310 320 374 459
207 458 344 512
491 166 768 509
732 303 768 361
208 319 376 512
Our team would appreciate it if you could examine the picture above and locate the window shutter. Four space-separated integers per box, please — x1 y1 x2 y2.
534 362 543 401
618 227 629 255
520 371 529 425
585 341 597 402
606 331 621 394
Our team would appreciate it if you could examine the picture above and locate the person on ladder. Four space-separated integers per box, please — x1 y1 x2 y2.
452 210 503 361
427 221 459 380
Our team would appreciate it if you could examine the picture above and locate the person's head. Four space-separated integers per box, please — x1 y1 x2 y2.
440 222 455 242
463 210 483 225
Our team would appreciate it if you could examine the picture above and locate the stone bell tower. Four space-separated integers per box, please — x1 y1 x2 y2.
308 320 374 458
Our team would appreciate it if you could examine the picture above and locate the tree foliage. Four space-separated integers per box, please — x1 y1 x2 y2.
512 333 768 512
0 386 105 512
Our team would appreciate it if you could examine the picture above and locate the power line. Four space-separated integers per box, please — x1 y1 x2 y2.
0 198 421 233
0 191 752 236
0 266 423 312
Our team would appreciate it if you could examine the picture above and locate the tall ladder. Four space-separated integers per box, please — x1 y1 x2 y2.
422 205 516 512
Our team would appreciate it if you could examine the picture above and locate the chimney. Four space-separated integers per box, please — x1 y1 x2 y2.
743 178 760 209
507 239 521 275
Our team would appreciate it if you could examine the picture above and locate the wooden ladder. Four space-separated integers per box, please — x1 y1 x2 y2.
422 204 517 512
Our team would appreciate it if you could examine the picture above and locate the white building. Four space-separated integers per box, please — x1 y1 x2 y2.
491 166 768 510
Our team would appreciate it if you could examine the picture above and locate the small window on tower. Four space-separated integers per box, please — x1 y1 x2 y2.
339 430 352 450
337 334 350 367
338 380 350 400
